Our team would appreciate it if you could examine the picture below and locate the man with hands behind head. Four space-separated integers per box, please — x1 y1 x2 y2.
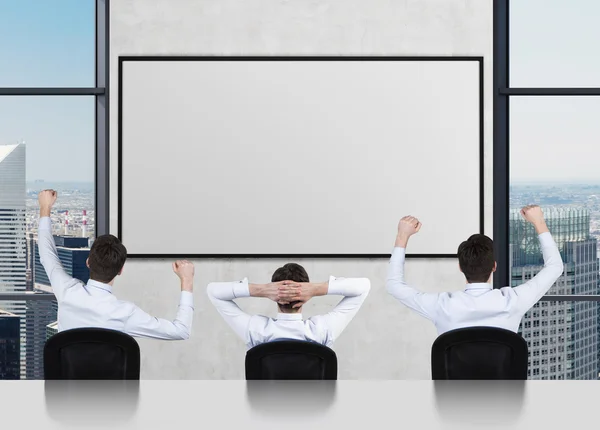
207 263 370 349
38 189 195 340
386 206 564 335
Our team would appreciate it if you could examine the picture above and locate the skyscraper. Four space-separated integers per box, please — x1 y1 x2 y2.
0 144 27 378
0 310 20 380
511 207 599 380
24 300 55 380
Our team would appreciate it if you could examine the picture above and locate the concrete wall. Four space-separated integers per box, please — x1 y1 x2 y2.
109 0 493 379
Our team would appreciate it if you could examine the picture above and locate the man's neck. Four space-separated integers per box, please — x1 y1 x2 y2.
277 309 302 315
90 277 115 287
465 276 493 285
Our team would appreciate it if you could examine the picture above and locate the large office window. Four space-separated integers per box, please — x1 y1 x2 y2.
496 0 600 379
0 1 107 380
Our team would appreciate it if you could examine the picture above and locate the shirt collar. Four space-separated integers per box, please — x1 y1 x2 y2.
87 279 113 294
276 313 303 321
465 282 493 291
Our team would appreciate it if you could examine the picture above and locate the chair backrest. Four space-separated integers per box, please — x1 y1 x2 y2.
245 340 337 380
431 326 528 380
44 328 140 380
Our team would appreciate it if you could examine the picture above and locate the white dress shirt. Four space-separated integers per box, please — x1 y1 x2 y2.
386 232 564 335
38 217 193 340
207 276 370 349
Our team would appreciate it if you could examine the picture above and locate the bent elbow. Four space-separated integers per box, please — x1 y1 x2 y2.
177 327 191 340
554 261 565 279
547 257 565 276
385 280 396 295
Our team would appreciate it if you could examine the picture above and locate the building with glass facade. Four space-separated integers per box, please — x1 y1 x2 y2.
24 300 56 380
34 236 90 287
0 310 20 380
510 207 599 380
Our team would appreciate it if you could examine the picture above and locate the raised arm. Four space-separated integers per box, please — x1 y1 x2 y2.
206 279 293 344
37 190 78 301
513 205 564 312
386 216 440 321
124 260 195 340
306 276 371 344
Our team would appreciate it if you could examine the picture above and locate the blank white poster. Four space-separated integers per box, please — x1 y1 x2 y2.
119 58 481 256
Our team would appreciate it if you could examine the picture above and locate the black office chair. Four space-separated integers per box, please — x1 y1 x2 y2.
245 340 338 380
44 328 141 380
431 327 528 380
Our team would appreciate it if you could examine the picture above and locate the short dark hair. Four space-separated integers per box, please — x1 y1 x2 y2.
457 234 495 283
271 263 309 311
88 234 127 283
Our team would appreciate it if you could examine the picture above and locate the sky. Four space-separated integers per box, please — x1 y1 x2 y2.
0 0 95 182
509 0 600 183
1 1 600 183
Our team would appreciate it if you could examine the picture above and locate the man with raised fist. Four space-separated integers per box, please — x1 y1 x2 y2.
38 189 195 340
386 205 563 334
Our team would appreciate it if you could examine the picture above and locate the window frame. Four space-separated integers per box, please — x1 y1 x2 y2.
0 0 108 301
493 0 600 302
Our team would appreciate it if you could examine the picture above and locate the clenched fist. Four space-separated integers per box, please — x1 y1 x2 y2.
520 205 543 224
396 216 422 248
38 189 57 217
173 260 195 292
520 205 549 234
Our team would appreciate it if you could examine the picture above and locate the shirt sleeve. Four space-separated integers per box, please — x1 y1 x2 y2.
37 216 79 301
313 276 371 344
386 247 440 322
206 278 254 345
123 291 194 340
513 232 564 312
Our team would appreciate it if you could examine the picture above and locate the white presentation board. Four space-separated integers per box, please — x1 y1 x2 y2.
118 57 482 257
